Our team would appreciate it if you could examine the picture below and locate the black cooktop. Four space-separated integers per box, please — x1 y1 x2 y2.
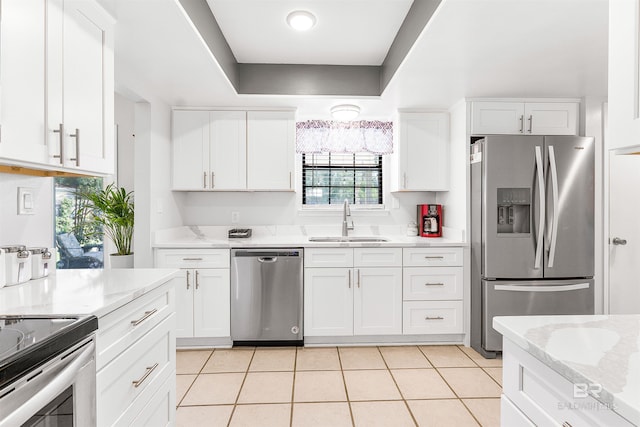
0 315 98 391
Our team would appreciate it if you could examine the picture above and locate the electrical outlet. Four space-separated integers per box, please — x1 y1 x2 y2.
231 211 240 224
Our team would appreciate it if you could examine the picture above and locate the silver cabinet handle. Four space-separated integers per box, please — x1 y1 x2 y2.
69 128 79 166
132 363 158 388
519 115 524 133
562 422 573 427
182 257 203 261
357 269 361 288
424 256 444 259
612 237 627 245
425 316 444 320
424 282 444 286
548 146 559 268
211 172 215 188
348 270 351 289
53 123 65 165
203 172 207 189
186 270 190 290
195 270 200 289
130 309 158 326
528 115 533 133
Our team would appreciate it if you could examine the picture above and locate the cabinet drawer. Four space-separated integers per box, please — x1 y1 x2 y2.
403 267 463 300
130 372 175 427
503 340 634 427
305 248 353 268
155 249 230 268
403 301 463 334
403 247 463 267
354 248 402 267
97 314 176 427
97 280 175 370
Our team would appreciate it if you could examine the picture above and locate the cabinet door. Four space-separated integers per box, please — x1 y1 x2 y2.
209 111 247 190
61 1 114 173
471 102 525 135
172 110 209 190
246 111 294 190
353 268 402 335
193 269 231 338
0 0 48 164
175 270 194 338
304 268 353 336
398 112 450 191
524 102 578 135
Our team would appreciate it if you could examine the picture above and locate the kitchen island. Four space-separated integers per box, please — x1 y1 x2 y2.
0 268 180 427
494 314 640 426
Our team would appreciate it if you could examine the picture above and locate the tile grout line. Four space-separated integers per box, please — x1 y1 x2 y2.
376 346 419 427
289 347 298 427
226 347 257 427
337 347 357 427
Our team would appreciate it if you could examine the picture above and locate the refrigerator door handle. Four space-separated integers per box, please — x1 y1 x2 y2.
494 283 590 292
534 146 545 269
548 145 560 268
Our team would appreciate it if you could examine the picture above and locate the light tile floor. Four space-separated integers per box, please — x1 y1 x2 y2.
176 345 502 427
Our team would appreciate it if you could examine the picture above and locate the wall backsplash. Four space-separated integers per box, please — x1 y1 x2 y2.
0 173 54 248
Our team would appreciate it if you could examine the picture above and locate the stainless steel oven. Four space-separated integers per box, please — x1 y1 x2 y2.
0 316 97 427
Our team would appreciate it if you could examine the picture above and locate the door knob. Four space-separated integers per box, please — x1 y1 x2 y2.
612 237 627 246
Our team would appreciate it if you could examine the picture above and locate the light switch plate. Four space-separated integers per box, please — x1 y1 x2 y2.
18 187 35 215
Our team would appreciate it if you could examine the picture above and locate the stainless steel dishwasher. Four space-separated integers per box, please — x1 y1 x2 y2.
231 248 303 345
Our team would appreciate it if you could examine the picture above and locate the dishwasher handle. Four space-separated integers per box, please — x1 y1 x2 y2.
258 257 278 263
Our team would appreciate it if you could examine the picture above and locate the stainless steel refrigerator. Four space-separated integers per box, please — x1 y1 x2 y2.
470 135 595 358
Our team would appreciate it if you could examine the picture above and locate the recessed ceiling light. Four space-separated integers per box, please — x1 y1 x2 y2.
286 10 316 31
331 104 360 121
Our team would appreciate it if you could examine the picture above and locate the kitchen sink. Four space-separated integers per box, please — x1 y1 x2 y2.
308 236 389 242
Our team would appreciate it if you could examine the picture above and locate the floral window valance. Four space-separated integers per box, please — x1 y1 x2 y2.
296 120 393 154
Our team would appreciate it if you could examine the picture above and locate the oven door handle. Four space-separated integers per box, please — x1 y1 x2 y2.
0 341 95 427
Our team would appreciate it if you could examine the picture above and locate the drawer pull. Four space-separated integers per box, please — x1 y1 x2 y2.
183 257 204 261
424 282 444 286
132 362 159 388
195 270 200 289
130 309 158 326
424 256 444 259
425 316 444 320
562 423 573 427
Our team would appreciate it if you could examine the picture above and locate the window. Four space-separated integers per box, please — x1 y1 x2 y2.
302 152 383 205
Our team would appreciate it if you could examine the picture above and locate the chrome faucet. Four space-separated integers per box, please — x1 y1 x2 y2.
342 199 354 237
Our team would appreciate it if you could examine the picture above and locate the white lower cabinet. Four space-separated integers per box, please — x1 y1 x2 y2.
95 279 176 427
155 249 231 340
304 248 402 337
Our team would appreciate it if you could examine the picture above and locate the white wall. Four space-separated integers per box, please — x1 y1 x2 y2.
0 174 54 248
115 93 135 191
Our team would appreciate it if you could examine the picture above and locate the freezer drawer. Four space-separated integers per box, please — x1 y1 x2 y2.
482 279 594 352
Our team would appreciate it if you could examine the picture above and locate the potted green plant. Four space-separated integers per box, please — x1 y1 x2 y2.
80 183 134 268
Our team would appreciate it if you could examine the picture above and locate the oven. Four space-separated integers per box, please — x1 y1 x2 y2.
0 316 98 427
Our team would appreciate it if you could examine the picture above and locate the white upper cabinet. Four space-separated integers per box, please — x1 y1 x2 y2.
172 109 294 191
247 111 294 190
471 101 578 136
0 0 114 175
0 0 48 164
392 112 450 191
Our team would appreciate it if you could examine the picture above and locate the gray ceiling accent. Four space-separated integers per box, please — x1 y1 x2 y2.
176 0 441 96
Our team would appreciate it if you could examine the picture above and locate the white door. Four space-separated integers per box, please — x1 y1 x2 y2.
175 270 194 338
471 101 525 135
0 0 48 164
246 111 294 190
524 102 578 135
209 111 247 190
354 268 402 335
193 269 231 337
608 153 640 314
172 110 209 190
399 112 449 191
304 268 353 336
62 1 113 173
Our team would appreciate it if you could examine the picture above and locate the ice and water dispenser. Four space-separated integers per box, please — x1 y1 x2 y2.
496 188 530 234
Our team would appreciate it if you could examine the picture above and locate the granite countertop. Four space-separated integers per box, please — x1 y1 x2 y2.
152 225 467 248
0 268 180 318
494 315 640 426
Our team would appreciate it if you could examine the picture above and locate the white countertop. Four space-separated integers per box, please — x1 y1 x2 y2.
0 268 180 318
494 315 640 426
153 225 467 248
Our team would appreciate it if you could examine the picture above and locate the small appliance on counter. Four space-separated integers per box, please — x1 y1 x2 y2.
228 228 252 238
1 245 32 286
28 248 52 279
417 204 443 237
